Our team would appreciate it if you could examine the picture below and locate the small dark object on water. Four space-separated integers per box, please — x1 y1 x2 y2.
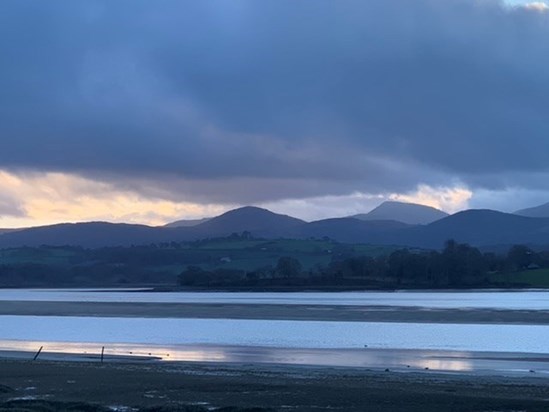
385 368 390 372
530 370 535 373
424 367 429 370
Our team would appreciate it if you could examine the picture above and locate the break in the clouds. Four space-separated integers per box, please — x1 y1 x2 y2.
1 0 549 225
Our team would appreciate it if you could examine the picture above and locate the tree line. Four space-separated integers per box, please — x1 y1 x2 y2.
178 241 549 288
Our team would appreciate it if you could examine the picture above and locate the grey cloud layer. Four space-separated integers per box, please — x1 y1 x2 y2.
0 194 24 217
1 0 548 203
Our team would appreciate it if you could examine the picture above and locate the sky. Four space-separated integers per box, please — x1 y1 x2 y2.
1 0 549 227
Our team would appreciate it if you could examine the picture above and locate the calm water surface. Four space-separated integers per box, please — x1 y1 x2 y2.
2 316 549 353
2 288 549 309
3 289 549 375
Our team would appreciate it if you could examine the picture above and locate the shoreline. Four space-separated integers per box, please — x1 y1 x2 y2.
2 344 549 378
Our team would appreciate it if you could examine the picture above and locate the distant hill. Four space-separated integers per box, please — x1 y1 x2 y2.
297 209 549 248
1 206 549 249
295 218 410 244
188 206 305 238
165 217 211 228
352 201 448 225
0 207 306 248
0 222 174 248
402 209 549 248
514 202 549 218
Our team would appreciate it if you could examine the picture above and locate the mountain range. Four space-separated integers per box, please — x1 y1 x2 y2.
2 201 549 249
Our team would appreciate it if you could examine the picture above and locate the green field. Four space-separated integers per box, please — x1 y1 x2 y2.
0 247 83 265
0 238 400 287
5 239 545 289
490 268 549 288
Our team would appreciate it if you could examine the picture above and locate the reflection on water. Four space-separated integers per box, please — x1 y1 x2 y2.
411 358 472 372
4 339 549 376
0 339 470 370
0 340 228 362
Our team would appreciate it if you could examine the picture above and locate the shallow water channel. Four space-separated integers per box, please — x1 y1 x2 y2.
2 289 549 376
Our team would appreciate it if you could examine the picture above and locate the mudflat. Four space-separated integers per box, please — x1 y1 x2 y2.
2 359 549 411
4 297 549 411
2 300 549 324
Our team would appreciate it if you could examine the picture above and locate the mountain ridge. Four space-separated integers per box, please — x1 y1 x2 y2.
2 204 549 249
400 209 549 249
515 202 549 218
352 201 448 225
165 217 211 228
188 206 305 238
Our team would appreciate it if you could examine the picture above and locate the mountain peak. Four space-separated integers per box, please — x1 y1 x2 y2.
192 206 305 237
220 206 273 215
352 201 448 225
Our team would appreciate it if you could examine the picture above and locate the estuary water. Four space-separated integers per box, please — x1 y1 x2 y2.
1 315 549 353
2 288 549 309
2 288 549 375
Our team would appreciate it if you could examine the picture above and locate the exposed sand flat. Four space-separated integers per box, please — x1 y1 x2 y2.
1 359 549 411
3 345 549 377
3 294 549 410
2 300 549 324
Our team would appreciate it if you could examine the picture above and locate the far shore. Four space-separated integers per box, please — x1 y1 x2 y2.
2 284 547 292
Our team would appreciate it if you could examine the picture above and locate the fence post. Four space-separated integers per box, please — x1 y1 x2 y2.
33 346 43 361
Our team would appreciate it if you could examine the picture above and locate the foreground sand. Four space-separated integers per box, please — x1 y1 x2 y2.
2 359 549 411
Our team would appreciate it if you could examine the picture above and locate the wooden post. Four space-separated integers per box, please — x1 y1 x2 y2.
100 346 105 363
33 346 43 361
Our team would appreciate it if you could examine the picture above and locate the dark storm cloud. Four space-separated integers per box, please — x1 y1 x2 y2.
1 0 548 202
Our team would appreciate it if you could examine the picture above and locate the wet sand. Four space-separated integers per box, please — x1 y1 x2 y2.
4 297 549 410
3 300 549 324
3 345 549 377
2 359 549 411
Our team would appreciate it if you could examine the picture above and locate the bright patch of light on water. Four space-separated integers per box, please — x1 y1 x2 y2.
0 338 479 372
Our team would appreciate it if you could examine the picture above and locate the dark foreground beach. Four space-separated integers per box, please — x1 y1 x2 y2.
2 359 549 411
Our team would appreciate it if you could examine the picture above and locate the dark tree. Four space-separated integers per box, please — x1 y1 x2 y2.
507 245 534 270
276 256 302 278
178 266 206 286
